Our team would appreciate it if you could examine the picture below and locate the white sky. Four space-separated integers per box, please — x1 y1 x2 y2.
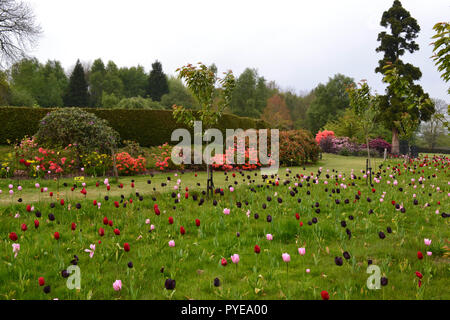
26 0 449 101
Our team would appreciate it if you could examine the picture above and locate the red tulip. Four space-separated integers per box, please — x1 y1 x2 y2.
38 277 45 286
195 219 200 227
124 243 130 252
71 222 76 231
26 205 31 212
221 258 227 266
103 217 108 225
295 213 300 220
108 220 113 227
300 221 303 227
99 228 105 236
114 201 119 208
21 223 27 232
93 200 97 206
54 231 60 240
417 251 423 260
321 290 329 300
129 198 133 204
96 182 99 187
154 206 160 215
180 226 186 235
114 228 120 235
131 183 135 188
60 199 65 206
9 232 18 241
185 192 189 199
49 192 53 197
415 271 423 279
106 185 111 191
119 183 123 189
168 217 174 224
34 220 39 228
254 245 261 254
418 280 422 287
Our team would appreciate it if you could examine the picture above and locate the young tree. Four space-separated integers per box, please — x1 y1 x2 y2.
147 60 169 101
173 63 235 196
347 81 379 173
375 0 434 154
0 0 41 66
64 59 89 107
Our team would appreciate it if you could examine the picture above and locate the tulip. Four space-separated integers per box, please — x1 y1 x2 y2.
298 247 306 256
124 243 130 252
424 238 431 246
113 280 122 291
231 254 240 264
168 240 175 247
266 234 273 241
321 290 330 300
38 277 45 286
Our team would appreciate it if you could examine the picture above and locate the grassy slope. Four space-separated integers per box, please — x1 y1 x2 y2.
0 154 448 300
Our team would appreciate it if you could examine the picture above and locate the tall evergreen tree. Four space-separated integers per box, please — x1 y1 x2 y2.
147 60 169 101
64 59 89 107
375 0 434 154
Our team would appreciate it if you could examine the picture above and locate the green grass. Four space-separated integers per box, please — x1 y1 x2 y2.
0 154 448 300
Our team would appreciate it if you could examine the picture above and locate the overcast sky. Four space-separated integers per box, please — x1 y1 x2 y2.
26 0 449 101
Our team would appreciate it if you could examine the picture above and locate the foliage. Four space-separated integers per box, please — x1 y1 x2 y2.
315 130 335 144
305 74 354 134
147 60 169 102
115 152 146 175
64 60 89 107
431 22 450 92
230 68 269 118
375 0 433 153
279 130 320 166
261 94 293 129
35 108 120 154
361 138 392 154
81 152 112 177
121 140 145 158
173 63 236 130
161 77 199 110
115 96 164 110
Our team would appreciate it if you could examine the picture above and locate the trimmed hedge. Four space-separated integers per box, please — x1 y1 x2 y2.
0 107 268 147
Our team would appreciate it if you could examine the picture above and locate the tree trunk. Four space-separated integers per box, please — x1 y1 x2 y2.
366 136 371 170
391 127 400 155
110 147 119 183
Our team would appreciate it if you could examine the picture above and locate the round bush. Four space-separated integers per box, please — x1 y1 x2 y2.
35 108 120 154
279 130 320 166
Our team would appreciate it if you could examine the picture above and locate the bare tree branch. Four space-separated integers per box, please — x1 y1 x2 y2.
0 0 41 68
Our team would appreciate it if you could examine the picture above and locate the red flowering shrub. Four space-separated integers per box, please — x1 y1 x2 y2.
211 144 262 171
115 152 146 175
315 130 335 144
362 138 392 154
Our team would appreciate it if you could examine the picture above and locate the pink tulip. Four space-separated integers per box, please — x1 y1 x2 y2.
223 208 230 215
145 219 150 225
424 239 431 246
282 253 290 263
427 251 432 256
231 254 240 264
266 234 273 241
168 240 175 247
298 248 306 256
306 268 310 273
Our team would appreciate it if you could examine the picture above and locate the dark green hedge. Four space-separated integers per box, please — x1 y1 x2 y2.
0 107 269 147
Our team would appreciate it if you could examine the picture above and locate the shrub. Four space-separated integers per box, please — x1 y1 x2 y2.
362 138 392 154
115 152 146 175
115 96 164 110
121 140 144 158
319 136 335 153
81 152 112 177
35 108 120 154
279 130 320 166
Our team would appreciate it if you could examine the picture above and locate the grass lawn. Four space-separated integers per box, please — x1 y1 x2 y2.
0 154 448 300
